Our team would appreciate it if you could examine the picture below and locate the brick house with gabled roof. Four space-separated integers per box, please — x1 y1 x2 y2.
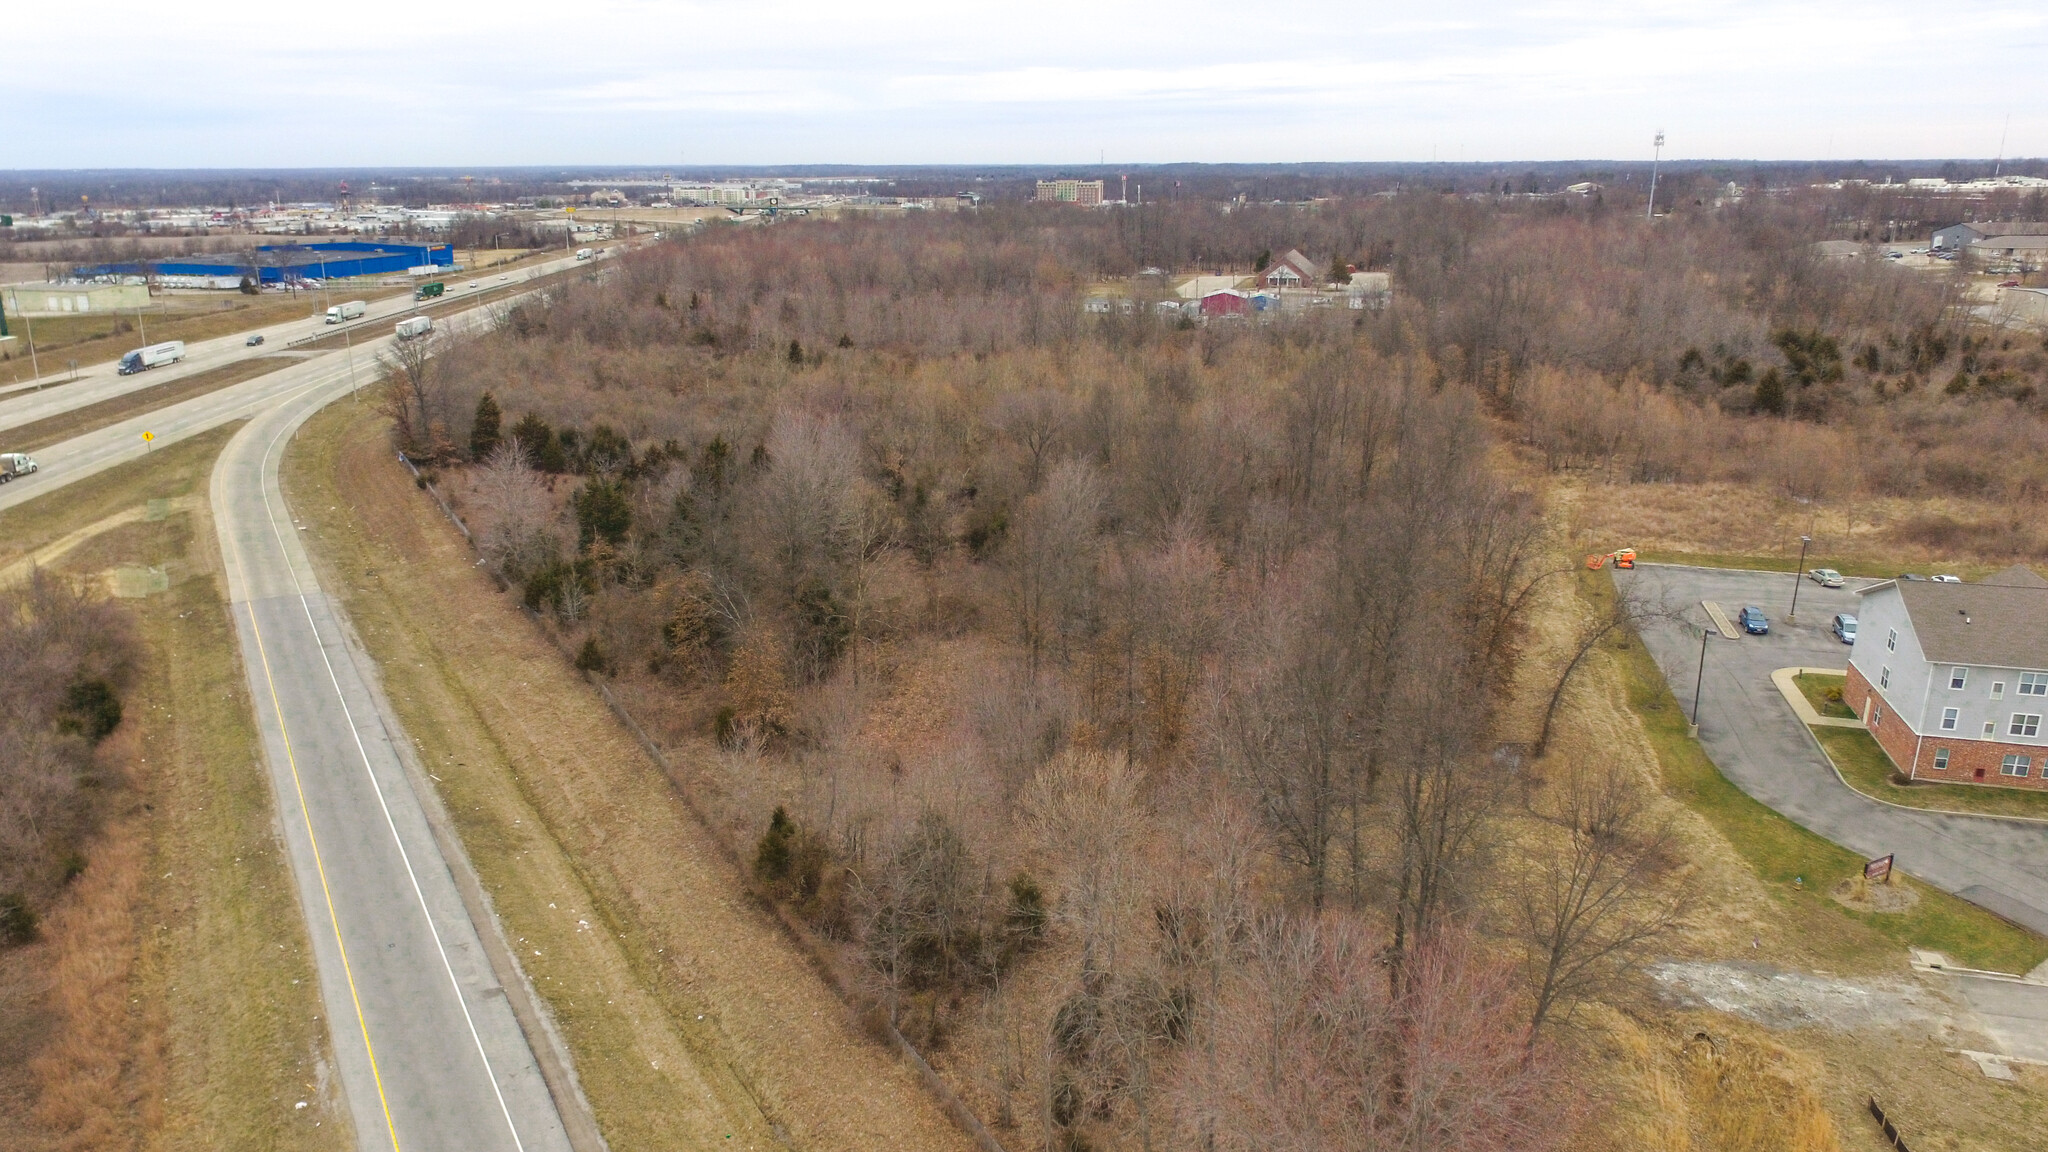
1844 565 2048 788
1257 249 1325 290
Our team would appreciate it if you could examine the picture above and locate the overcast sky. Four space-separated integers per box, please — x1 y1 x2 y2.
9 0 2044 168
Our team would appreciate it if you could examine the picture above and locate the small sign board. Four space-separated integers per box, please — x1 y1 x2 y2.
140 430 154 442
1864 854 1894 883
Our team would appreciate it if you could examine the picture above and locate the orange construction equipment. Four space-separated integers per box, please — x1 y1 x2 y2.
1586 548 1637 570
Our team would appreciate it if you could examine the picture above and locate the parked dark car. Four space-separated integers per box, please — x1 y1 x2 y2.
1739 605 1770 635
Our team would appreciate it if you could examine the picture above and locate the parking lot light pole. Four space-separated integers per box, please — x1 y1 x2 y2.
1690 627 1713 737
1788 534 1812 622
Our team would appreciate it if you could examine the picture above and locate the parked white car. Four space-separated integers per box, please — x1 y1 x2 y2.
1808 568 1844 588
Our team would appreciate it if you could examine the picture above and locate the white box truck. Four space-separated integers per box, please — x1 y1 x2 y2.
0 453 37 483
395 315 434 340
117 341 186 375
576 248 593 261
324 300 367 324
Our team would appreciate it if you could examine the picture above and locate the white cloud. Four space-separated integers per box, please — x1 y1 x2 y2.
4 0 2043 165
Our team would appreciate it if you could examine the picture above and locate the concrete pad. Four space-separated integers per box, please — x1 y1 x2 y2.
1953 974 2048 1063
1701 599 1740 639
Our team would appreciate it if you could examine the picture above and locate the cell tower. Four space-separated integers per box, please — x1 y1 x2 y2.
1647 131 1665 221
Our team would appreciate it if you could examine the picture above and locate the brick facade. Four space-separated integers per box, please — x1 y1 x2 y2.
1844 662 2048 790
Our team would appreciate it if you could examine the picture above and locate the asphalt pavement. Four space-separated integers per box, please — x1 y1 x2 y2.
213 371 573 1152
0 271 610 1150
1617 564 2048 941
0 250 587 427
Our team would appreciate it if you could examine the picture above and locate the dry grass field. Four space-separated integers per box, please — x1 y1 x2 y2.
0 422 346 1152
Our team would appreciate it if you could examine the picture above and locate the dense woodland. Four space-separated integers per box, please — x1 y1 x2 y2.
382 193 2043 1149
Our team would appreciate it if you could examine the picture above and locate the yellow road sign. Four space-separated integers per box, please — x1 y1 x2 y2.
141 430 154 442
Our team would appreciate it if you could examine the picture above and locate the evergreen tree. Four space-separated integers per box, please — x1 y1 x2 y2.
470 391 502 460
573 478 633 548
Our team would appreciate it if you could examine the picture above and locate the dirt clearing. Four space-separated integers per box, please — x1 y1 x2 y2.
281 399 974 1152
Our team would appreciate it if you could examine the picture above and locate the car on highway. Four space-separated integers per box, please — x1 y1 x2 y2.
1739 605 1770 635
467 280 479 289
245 333 265 346
1832 613 1858 644
1808 567 1843 588
1932 574 1961 583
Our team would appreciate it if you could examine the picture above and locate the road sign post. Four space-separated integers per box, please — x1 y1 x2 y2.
1864 854 1894 884
141 430 154 452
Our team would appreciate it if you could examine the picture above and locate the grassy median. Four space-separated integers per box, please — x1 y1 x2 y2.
0 422 347 1150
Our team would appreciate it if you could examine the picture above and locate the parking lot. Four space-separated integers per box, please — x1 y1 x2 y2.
1615 564 2048 941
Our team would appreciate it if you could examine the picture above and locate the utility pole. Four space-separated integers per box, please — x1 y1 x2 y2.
1788 535 1812 622
1647 130 1665 221
1690 627 1713 737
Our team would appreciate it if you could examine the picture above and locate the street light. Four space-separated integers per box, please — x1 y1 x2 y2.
1788 534 1812 622
1690 625 1717 737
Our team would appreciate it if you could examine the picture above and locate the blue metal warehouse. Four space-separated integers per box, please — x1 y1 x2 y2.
75 241 454 284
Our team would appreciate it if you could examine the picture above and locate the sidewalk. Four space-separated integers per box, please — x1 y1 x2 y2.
1771 666 1865 729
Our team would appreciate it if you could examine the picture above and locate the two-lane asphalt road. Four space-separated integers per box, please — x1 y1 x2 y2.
214 367 573 1152
0 266 623 1150
1618 564 2048 939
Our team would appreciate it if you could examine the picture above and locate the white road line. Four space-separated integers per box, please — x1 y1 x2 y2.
245 375 529 1152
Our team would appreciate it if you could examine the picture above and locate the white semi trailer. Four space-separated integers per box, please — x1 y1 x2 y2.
117 341 186 375
324 300 367 324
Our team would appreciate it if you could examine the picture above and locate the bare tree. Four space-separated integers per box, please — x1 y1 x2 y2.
1209 559 1354 911
1519 761 1690 1040
1003 458 1103 674
993 387 1071 490
1533 579 1662 756
377 333 452 461
470 438 556 579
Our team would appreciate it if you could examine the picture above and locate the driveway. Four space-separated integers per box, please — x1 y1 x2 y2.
1615 564 2048 941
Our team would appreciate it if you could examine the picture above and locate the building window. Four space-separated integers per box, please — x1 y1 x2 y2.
1942 708 1959 730
1951 667 1968 690
1887 629 1897 652
2012 714 2044 738
1874 703 1884 724
1993 682 2006 700
2021 672 2048 697
1880 666 1891 689
1987 721 1999 737
1934 748 1951 770
2002 754 2033 778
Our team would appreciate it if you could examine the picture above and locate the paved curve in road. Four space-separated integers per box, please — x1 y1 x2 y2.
0 282 603 1151
1618 564 2048 940
213 367 573 1152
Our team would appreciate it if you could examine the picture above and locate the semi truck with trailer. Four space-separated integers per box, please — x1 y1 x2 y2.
117 341 186 375
323 300 367 324
395 316 434 340
415 281 444 301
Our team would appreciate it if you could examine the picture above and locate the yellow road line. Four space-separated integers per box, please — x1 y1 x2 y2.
239 579 404 1152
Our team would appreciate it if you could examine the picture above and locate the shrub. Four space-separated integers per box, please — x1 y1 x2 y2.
574 636 610 675
0 893 35 946
57 677 122 743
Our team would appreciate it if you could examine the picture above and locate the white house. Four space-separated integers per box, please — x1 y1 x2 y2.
1846 566 2048 787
